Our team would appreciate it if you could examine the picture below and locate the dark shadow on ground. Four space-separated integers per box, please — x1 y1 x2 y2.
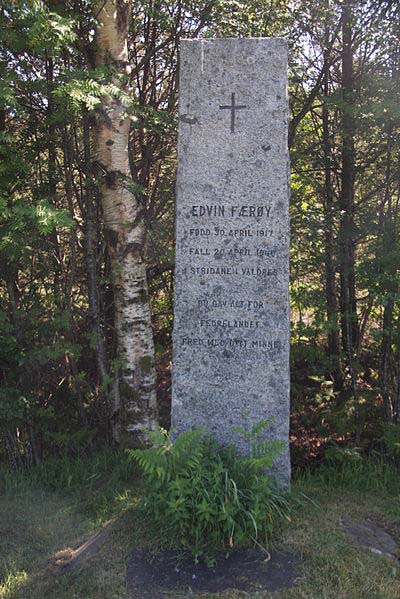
126 547 302 598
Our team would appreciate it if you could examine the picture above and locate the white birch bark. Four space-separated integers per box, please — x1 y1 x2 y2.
94 0 158 445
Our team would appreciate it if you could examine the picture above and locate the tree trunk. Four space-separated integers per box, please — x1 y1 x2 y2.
379 133 398 423
339 0 359 356
322 23 342 390
395 313 400 423
380 299 394 422
46 53 64 304
82 108 116 440
339 1 360 440
94 0 158 446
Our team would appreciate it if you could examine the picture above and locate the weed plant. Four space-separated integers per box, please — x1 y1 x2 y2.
131 422 290 563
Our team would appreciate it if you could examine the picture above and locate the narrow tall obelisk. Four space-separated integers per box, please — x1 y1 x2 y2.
171 38 290 485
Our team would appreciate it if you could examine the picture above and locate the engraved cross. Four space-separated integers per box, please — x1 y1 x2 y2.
219 92 247 134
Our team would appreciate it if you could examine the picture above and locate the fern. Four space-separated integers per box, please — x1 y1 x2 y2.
130 424 289 563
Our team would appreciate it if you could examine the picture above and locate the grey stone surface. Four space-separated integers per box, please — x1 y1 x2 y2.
341 516 399 560
171 38 290 485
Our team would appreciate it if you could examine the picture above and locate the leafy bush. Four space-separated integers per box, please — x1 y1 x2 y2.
130 422 289 563
325 444 363 466
382 423 400 460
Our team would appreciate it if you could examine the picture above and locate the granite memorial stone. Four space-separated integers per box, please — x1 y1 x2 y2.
171 38 290 485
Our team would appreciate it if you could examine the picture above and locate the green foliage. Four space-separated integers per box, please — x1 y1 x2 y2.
27 10 77 52
382 423 400 459
325 445 363 466
53 67 137 112
130 424 289 563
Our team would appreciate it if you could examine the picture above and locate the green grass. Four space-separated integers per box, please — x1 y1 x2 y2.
0 450 142 599
0 453 399 598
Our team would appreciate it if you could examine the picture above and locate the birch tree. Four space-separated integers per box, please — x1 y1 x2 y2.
94 0 158 445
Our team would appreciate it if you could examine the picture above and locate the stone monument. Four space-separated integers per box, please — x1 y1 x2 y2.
171 38 290 485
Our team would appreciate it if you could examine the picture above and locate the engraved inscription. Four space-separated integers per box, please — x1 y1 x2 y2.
172 38 290 485
189 266 277 276
188 228 274 237
198 299 264 309
183 195 282 339
191 205 271 218
181 336 281 351
219 92 247 133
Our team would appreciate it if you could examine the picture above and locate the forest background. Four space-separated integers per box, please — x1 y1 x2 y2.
1 0 400 472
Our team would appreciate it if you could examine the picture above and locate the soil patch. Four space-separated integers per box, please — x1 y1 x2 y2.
126 547 302 598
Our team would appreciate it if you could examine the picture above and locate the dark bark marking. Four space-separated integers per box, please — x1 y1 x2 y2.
116 0 129 34
105 170 119 188
97 107 113 128
122 242 143 259
105 228 119 248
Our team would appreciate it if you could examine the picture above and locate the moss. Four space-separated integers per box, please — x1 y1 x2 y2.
139 289 148 303
119 383 137 449
119 380 136 403
139 355 153 373
118 378 155 448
